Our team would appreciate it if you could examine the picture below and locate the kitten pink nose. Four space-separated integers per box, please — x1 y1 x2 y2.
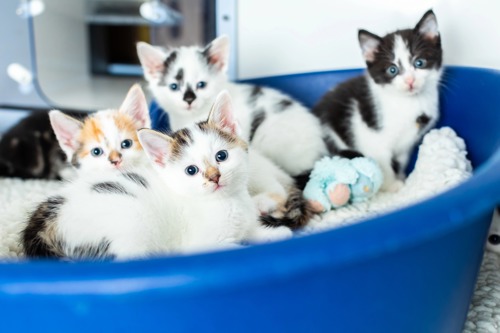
405 76 415 88
209 174 220 184
109 151 122 166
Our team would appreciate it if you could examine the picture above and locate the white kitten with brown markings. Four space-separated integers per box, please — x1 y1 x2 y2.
137 36 327 178
22 91 292 260
138 91 294 252
49 84 151 173
137 37 316 227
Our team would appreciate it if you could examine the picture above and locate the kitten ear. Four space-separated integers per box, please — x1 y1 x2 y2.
358 30 383 63
49 110 83 158
137 42 167 80
119 84 151 129
202 35 230 72
207 90 240 135
137 129 173 168
414 9 439 41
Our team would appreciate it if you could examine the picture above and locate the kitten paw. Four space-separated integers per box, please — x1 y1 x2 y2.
383 179 405 193
327 183 351 207
253 193 285 216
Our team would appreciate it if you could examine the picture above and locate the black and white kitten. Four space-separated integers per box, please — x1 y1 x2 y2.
0 111 84 180
313 10 442 190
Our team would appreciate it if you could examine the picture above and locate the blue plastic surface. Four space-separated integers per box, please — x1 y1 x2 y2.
2 67 500 333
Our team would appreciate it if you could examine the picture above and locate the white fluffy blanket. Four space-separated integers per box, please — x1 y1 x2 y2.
0 127 495 332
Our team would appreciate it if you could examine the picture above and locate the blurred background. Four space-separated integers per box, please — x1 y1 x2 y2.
1 0 499 132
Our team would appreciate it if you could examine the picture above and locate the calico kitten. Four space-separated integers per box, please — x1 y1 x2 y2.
0 110 84 180
49 84 151 173
312 10 442 190
137 36 328 177
22 91 293 260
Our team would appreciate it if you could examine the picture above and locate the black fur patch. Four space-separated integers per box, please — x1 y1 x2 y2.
416 113 431 129
22 196 65 258
391 158 401 175
123 172 148 188
175 68 184 82
159 51 178 86
92 182 133 196
278 99 293 110
293 171 312 191
322 134 339 155
312 76 379 149
248 86 263 106
68 239 114 260
338 150 365 159
249 110 266 142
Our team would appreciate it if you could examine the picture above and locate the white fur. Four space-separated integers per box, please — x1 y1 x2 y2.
137 38 327 176
53 167 182 260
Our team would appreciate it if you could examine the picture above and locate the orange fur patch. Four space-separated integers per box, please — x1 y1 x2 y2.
80 117 104 143
113 113 142 150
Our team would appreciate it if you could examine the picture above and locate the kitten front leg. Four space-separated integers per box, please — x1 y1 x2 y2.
379 160 404 192
246 222 293 244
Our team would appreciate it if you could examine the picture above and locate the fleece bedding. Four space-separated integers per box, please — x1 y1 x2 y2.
0 126 496 332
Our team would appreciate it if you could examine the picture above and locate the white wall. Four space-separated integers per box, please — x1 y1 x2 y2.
233 0 500 79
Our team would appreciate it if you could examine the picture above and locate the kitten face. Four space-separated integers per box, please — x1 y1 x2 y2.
74 111 145 171
137 36 229 119
50 84 151 172
139 90 248 197
358 10 442 95
164 127 248 196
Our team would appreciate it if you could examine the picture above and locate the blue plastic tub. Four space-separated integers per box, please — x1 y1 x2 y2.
2 67 499 333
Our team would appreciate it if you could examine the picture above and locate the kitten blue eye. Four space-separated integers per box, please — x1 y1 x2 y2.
121 139 133 149
185 165 199 176
196 81 206 89
386 65 399 77
414 58 427 68
170 83 179 91
91 147 103 157
215 150 228 162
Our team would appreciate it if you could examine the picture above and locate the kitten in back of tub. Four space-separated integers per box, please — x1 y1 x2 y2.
0 110 84 180
312 10 443 191
22 91 293 260
49 84 151 174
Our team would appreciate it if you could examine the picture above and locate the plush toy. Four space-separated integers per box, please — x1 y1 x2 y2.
303 156 383 213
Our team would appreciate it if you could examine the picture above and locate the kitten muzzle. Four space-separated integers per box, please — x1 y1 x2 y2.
183 88 196 106
109 151 122 166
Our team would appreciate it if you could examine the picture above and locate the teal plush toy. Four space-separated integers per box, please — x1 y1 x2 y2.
303 156 384 213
